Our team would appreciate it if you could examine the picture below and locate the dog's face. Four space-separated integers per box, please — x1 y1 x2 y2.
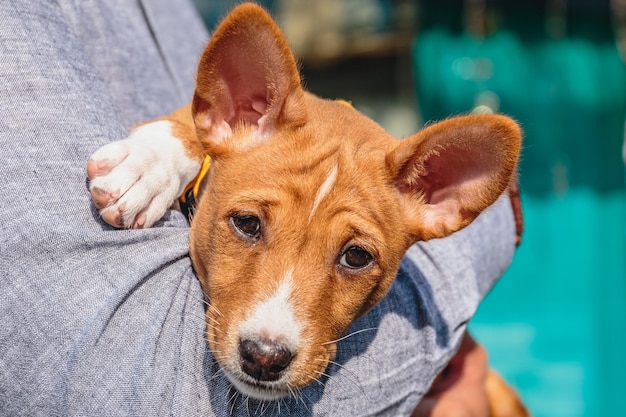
190 97 412 399
189 4 520 400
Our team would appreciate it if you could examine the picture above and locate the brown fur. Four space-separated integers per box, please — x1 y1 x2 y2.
486 371 530 417
162 2 523 408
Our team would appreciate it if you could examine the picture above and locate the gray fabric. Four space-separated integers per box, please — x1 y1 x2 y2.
0 0 516 416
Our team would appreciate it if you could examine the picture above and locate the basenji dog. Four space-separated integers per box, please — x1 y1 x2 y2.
87 2 525 413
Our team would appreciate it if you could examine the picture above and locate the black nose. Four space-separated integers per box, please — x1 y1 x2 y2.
239 338 294 381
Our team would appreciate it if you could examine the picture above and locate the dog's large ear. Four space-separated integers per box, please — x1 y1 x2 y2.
388 114 521 241
191 4 306 155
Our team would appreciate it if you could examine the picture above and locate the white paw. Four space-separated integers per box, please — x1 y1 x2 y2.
87 120 201 228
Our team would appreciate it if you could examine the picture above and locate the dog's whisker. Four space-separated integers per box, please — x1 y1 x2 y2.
213 353 231 364
202 322 223 332
311 370 332 390
206 367 227 384
312 368 339 389
317 359 366 395
228 386 241 415
189 294 210 307
205 326 223 336
205 343 223 354
312 369 333 379
243 395 252 417
204 335 224 345
205 319 221 329
204 331 223 342
312 357 339 371
260 397 274 417
298 388 312 411
325 359 345 368
269 399 279 416
202 316 223 331
203 316 224 337
312 377 326 387
205 313 221 324
203 328 222 338
252 397 263 416
209 304 224 318
321 327 378 346
206 348 224 358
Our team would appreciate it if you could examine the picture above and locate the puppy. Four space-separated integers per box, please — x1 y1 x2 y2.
87 2 523 408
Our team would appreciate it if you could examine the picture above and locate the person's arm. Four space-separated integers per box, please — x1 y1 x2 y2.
0 1 516 416
0 1 210 416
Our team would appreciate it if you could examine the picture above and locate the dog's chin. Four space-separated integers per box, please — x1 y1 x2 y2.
225 372 294 401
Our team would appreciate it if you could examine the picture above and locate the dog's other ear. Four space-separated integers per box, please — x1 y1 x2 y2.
388 114 521 241
191 3 306 156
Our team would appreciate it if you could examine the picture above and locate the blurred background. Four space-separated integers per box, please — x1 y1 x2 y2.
192 0 626 415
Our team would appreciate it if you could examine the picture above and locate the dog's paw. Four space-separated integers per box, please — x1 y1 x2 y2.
87 121 201 229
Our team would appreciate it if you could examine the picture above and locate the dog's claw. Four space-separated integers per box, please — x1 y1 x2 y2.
100 202 127 228
87 158 114 179
90 186 119 209
133 212 147 229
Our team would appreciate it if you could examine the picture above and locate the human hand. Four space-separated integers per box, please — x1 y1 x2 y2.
412 332 489 417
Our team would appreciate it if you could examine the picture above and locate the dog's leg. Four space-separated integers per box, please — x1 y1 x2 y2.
485 370 530 417
413 333 529 417
87 115 201 229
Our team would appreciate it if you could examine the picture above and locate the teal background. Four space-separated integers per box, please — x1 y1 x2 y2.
472 192 625 416
413 3 626 415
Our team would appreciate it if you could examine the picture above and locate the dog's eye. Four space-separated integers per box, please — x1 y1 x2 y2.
230 214 261 241
339 246 373 269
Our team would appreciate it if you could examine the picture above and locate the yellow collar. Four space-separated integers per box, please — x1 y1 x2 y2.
179 156 211 221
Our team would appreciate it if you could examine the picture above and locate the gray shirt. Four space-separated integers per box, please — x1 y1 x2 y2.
0 0 516 415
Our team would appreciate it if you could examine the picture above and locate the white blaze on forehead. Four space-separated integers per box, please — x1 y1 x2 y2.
239 268 302 349
309 164 339 222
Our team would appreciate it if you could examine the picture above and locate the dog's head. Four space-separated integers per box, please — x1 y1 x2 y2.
189 3 520 400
